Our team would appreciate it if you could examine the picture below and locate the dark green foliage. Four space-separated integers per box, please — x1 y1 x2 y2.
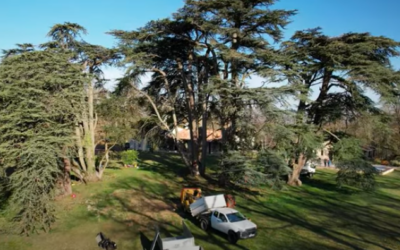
219 150 291 189
336 159 378 191
109 0 296 174
276 27 400 185
330 136 379 191
0 49 83 234
331 137 364 162
281 28 400 126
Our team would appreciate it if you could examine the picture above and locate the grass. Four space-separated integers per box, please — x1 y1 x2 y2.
1 152 400 250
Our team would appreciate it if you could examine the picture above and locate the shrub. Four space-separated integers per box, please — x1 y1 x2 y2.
390 160 400 166
336 159 378 191
120 150 139 166
218 150 291 189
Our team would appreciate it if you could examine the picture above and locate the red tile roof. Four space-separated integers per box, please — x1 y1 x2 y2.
170 128 222 142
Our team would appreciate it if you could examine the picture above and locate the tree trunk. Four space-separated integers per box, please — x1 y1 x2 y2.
60 146 72 196
287 153 307 186
84 82 96 179
75 124 87 171
200 108 208 176
199 93 209 176
62 157 72 195
71 160 87 184
180 64 200 175
96 142 111 180
130 70 195 174
83 129 95 178
88 81 96 163
313 69 332 125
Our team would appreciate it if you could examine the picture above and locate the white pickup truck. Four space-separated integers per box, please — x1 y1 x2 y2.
189 194 257 244
300 161 316 178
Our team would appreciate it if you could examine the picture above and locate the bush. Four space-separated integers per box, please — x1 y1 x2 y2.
390 160 400 166
373 158 381 164
218 150 291 189
120 150 139 166
336 159 378 191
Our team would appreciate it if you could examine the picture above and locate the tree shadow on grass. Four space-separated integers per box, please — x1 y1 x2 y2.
100 152 400 250
239 185 400 250
138 152 261 199
90 175 240 250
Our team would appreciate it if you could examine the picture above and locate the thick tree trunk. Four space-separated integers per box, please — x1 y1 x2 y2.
84 131 95 178
313 69 332 125
200 108 208 176
83 82 97 179
61 145 72 195
180 63 200 176
287 153 307 186
62 157 72 195
88 82 96 163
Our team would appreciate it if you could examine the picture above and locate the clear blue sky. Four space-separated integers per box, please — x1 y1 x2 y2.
2 0 399 52
1 0 399 94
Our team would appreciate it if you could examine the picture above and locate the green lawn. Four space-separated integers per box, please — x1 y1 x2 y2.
1 152 400 250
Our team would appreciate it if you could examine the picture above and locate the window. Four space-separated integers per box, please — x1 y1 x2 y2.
226 212 246 223
218 213 228 222
213 211 219 217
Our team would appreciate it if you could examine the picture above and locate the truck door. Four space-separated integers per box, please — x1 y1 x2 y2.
217 213 230 234
211 211 222 232
211 211 229 234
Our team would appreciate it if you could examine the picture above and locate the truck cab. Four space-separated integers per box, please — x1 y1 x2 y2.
209 208 257 244
189 194 257 244
300 161 316 177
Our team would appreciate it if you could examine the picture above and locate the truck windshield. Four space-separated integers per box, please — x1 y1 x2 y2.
226 212 246 222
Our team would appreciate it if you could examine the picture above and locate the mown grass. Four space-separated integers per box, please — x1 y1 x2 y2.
0 152 400 250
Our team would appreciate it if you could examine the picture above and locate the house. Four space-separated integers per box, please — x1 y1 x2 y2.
316 141 333 160
128 138 149 151
313 141 334 166
165 127 223 154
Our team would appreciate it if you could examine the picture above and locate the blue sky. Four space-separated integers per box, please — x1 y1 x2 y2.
1 0 399 100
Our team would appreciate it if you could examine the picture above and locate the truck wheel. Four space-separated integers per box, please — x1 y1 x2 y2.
200 218 209 231
228 230 238 244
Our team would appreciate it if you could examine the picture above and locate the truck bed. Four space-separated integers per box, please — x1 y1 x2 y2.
190 194 227 217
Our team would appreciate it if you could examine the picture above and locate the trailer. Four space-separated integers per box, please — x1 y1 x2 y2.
148 220 204 250
189 194 257 244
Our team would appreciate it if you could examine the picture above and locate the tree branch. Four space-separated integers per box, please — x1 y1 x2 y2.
323 129 341 141
130 82 170 132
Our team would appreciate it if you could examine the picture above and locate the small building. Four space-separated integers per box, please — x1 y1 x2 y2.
128 138 149 151
165 127 222 154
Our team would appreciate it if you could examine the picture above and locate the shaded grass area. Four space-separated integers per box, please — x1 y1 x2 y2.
0 152 400 250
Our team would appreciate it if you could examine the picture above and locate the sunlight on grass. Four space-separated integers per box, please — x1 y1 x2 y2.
1 152 400 250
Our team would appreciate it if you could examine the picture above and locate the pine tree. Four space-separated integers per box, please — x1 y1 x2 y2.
109 0 296 175
42 22 119 181
0 49 84 234
278 28 400 186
